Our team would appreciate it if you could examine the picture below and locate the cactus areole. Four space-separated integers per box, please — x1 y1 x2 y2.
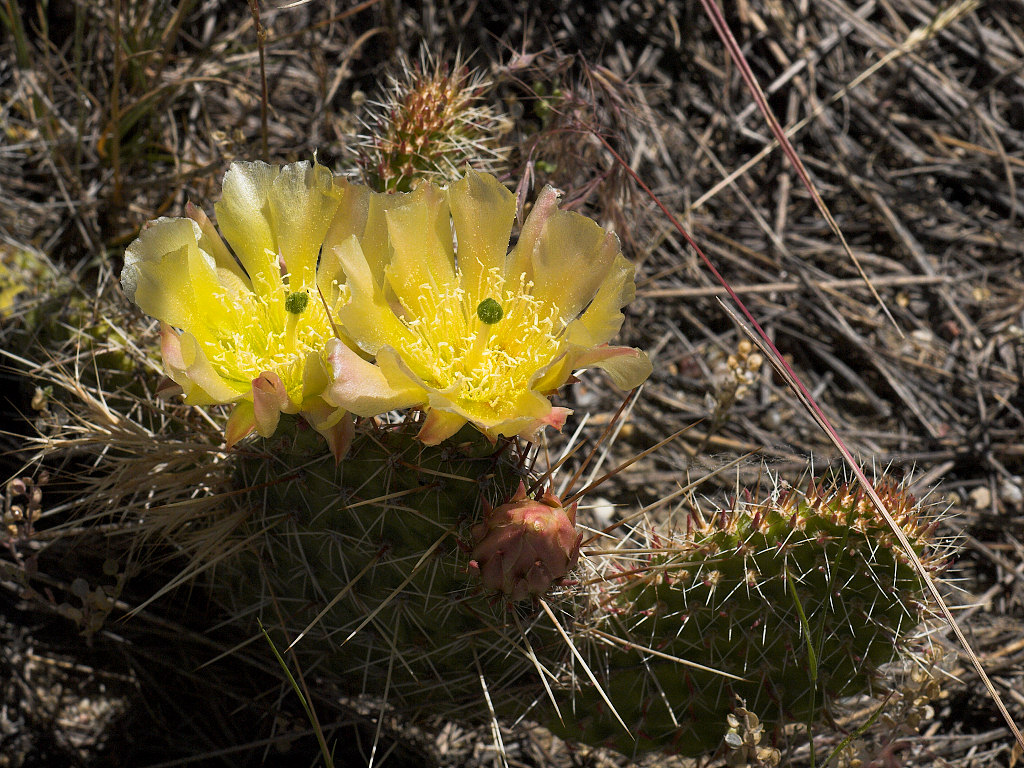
469 481 582 601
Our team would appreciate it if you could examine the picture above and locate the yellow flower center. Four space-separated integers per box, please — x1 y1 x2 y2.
202 281 332 401
396 269 563 414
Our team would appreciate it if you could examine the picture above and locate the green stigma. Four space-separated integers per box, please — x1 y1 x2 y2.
285 291 309 315
476 298 503 324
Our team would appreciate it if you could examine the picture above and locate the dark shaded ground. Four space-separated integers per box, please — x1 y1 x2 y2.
1 0 1023 765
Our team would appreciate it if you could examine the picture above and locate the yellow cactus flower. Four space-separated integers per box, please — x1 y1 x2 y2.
323 171 652 445
121 160 354 459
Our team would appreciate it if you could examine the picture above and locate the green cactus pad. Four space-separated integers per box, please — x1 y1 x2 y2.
221 417 571 717
550 478 943 756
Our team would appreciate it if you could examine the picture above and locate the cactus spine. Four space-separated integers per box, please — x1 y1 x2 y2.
353 54 510 193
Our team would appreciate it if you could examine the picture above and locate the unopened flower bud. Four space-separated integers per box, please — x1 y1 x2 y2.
468 482 581 601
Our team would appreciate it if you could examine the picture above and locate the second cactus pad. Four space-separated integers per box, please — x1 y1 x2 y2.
554 477 943 757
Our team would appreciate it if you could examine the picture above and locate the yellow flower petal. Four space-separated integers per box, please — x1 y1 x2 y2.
506 405 571 443
225 401 257 448
360 187 409 287
122 217 220 332
467 386 555 439
324 177 370 251
529 214 618 322
186 201 251 291
332 236 414 355
447 171 517 299
383 182 457 309
316 244 347 325
534 343 651 394
417 408 468 446
174 329 250 404
214 161 281 290
572 344 652 390
301 401 354 463
564 252 636 348
529 352 574 395
506 184 559 284
252 371 291 437
300 348 330 402
327 171 651 443
266 161 342 288
324 180 409 289
319 178 371 311
323 339 424 417
124 160 351 450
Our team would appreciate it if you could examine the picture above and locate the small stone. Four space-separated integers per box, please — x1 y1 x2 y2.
1000 477 1023 505
588 496 616 531
969 485 991 509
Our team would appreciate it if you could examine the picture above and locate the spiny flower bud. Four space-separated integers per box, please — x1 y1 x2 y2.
469 482 581 602
353 52 510 193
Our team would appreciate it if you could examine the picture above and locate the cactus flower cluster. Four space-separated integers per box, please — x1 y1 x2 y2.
121 160 650 456
120 162 352 458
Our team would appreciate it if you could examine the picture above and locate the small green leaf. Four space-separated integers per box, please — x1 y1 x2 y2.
785 562 818 683
258 619 334 768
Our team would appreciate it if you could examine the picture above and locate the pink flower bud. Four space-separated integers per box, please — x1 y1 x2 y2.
468 482 582 602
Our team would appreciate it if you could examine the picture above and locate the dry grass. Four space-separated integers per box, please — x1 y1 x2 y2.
1 0 1023 765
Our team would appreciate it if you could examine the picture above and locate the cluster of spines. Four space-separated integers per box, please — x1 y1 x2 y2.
353 54 510 193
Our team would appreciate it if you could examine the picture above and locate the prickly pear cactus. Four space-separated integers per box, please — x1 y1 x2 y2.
221 415 573 716
94 149 949 762
552 477 943 756
106 153 652 732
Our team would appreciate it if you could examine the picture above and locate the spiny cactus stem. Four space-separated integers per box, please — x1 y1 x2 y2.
339 524 458 647
538 598 631 736
227 466 305 496
286 550 387 652
344 483 441 511
589 626 748 681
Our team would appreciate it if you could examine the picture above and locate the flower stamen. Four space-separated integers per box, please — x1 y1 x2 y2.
395 271 560 415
